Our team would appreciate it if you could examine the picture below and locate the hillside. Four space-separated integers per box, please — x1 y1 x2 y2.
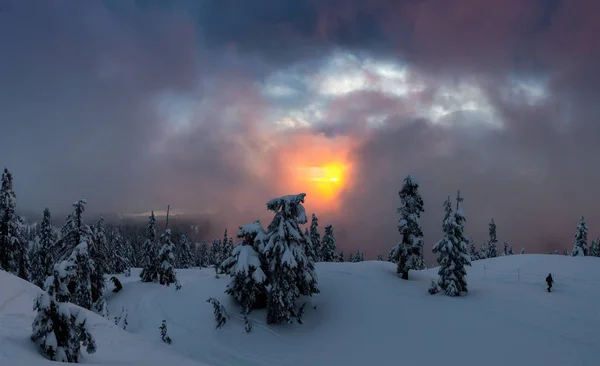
0 270 208 366
107 254 600 366
2 254 599 365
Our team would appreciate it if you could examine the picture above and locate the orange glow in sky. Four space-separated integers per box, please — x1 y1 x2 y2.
275 134 354 212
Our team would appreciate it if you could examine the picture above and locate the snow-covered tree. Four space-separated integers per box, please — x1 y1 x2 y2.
157 228 178 286
377 254 384 261
572 216 588 257
480 241 487 259
303 227 318 263
65 243 94 311
502 241 509 256
309 213 321 262
337 251 344 262
521 248 525 254
348 253 355 262
209 238 221 267
206 298 228 329
321 224 337 262
90 218 109 316
394 175 425 279
109 228 130 274
468 237 479 261
31 208 58 288
198 241 209 267
56 200 93 262
263 193 318 324
487 219 498 258
351 249 364 262
0 168 28 279
219 230 234 268
432 194 471 297
508 246 514 255
590 238 600 257
31 264 96 363
177 234 194 269
140 212 159 283
222 223 268 332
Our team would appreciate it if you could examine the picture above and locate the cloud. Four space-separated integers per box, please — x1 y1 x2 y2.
1 0 599 256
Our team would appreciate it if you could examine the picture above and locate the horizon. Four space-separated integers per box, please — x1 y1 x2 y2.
1 0 599 259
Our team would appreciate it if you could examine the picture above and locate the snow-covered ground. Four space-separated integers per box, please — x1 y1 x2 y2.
2 254 600 365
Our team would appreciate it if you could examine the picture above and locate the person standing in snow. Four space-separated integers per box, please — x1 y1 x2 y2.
546 273 553 292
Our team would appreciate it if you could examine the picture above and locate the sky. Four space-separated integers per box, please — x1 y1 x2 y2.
0 0 599 261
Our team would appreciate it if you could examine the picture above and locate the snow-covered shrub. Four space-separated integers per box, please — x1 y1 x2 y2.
207 298 228 329
159 320 171 344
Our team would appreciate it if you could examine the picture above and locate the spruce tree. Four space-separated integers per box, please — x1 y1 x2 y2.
309 213 322 262
348 253 355 262
487 219 498 258
351 249 364 262
468 237 479 261
31 208 57 288
338 251 344 262
222 222 268 332
303 227 318 263
140 211 159 283
480 241 487 259
572 216 588 257
377 254 384 261
432 193 471 297
589 237 600 257
157 228 178 286
31 264 96 362
199 240 209 267
0 168 28 279
90 217 109 316
177 234 194 269
263 193 318 324
209 238 221 267
56 200 93 262
502 241 509 256
109 228 130 274
321 224 337 262
395 175 425 279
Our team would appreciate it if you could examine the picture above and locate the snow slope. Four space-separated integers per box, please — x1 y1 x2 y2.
106 254 600 366
2 255 599 365
0 270 208 365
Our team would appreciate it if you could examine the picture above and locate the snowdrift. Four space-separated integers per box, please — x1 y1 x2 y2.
106 254 600 366
0 270 208 365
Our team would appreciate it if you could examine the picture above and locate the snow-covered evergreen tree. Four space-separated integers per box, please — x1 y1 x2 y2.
303 227 318 263
222 222 267 332
206 298 228 329
309 213 321 262
521 248 525 254
321 224 337 262
56 200 93 262
159 320 172 344
590 237 600 257
177 234 194 269
431 193 471 297
263 193 318 324
487 219 498 258
468 237 479 261
140 212 159 283
90 217 109 316
351 249 364 262
109 228 130 274
31 208 57 288
395 175 425 279
508 246 513 255
377 254 384 261
572 216 588 257
219 229 234 268
65 243 94 311
502 241 509 256
209 238 221 267
348 253 355 262
0 168 28 279
337 251 344 262
198 240 209 267
158 228 178 286
31 264 96 362
480 241 487 259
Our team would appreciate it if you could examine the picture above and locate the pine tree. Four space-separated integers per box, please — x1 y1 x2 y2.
219 229 233 268
263 193 318 324
222 222 268 332
321 224 337 262
508 246 513 255
56 200 93 262
109 228 130 274
395 175 425 279
351 249 364 262
487 219 498 258
309 214 322 262
348 253 355 262
158 228 178 286
177 234 194 269
589 237 600 257
90 217 109 316
521 248 525 254
209 238 221 267
0 168 28 279
468 237 479 261
303 227 318 264
432 193 471 297
31 208 57 288
140 212 159 283
480 241 487 259
377 254 384 261
338 251 344 262
31 265 96 362
502 241 509 256
572 216 588 257
66 243 93 311
198 240 209 267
